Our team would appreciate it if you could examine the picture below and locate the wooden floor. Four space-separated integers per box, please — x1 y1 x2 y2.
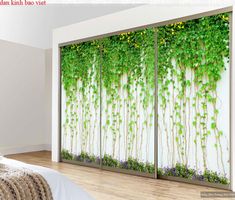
7 151 233 200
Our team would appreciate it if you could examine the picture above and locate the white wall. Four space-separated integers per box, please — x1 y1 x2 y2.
45 49 52 146
0 40 51 155
53 3 235 190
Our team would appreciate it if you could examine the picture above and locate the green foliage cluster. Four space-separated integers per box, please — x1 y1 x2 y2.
102 154 155 173
61 40 101 154
61 149 228 184
102 154 119 167
61 40 100 92
203 169 228 185
61 28 155 161
76 151 99 163
102 29 155 90
61 149 73 160
101 29 155 160
61 149 155 173
61 12 230 184
158 13 230 173
61 149 99 164
158 163 229 185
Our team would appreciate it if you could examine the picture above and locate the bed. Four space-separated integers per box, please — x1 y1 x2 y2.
0 157 94 200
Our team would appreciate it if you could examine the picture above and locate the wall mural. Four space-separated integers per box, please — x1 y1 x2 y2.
60 12 230 185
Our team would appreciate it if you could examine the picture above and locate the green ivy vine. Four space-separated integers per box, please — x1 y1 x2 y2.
101 28 155 162
157 13 229 177
61 40 101 157
61 12 230 184
61 28 155 165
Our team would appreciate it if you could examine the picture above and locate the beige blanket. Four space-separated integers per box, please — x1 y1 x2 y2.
0 163 53 200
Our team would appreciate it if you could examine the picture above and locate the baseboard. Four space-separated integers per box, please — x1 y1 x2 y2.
0 144 51 156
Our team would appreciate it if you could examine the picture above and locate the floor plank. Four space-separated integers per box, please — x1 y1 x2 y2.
6 151 233 200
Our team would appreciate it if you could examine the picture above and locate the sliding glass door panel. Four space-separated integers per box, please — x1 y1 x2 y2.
60 41 101 166
101 28 155 174
157 13 230 185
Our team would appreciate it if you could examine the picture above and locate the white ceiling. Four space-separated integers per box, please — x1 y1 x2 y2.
0 1 232 49
0 4 139 49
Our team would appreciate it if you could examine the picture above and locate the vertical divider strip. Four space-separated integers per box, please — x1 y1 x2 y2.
229 11 233 190
99 40 103 169
59 46 62 162
154 27 158 179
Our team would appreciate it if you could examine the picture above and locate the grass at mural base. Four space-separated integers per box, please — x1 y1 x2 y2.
61 149 100 164
61 149 154 173
158 163 229 185
61 149 229 185
102 154 155 173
